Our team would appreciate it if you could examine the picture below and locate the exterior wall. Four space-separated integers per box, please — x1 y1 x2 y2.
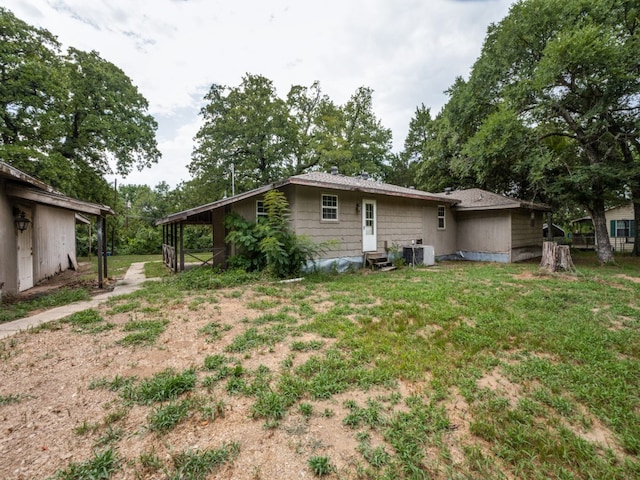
289 185 362 258
32 204 77 283
510 210 544 262
226 185 458 263
454 209 544 263
455 210 511 261
0 181 18 296
289 185 458 260
606 204 635 253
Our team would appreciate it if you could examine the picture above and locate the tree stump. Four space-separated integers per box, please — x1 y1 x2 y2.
540 241 575 273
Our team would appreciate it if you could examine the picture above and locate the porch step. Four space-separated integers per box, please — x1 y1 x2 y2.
365 252 395 271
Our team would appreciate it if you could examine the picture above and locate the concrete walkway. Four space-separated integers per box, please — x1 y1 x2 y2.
0 262 154 340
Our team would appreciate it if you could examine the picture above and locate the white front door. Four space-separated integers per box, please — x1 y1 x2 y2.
362 199 377 252
17 208 34 291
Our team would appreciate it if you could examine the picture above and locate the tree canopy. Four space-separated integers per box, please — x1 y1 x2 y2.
0 8 160 203
190 74 393 200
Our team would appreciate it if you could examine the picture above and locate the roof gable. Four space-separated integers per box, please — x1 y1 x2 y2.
1 160 114 216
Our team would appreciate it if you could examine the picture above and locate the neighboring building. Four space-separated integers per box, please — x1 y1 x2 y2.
571 203 636 253
157 170 552 271
0 161 114 296
444 188 551 263
606 203 635 253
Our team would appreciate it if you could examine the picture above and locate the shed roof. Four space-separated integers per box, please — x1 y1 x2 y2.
1 160 114 216
443 188 551 212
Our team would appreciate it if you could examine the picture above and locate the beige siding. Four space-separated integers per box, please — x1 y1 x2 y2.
606 203 634 253
32 205 76 283
455 210 511 253
0 184 18 295
421 203 458 256
291 186 362 257
290 186 457 259
511 210 544 248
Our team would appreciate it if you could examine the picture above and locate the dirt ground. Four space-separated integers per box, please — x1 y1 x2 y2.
0 268 625 479
1 280 434 480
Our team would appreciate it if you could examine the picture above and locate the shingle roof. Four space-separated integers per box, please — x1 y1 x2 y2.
443 188 551 211
288 172 453 204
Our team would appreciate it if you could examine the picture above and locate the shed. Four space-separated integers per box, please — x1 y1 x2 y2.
0 161 114 296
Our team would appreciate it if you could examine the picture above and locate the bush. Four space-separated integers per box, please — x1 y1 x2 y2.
225 190 326 278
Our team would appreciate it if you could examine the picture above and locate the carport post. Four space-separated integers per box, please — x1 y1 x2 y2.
97 217 103 288
180 222 184 271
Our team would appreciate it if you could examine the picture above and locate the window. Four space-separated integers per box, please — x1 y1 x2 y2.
611 219 635 238
322 194 338 221
437 205 446 230
256 200 267 221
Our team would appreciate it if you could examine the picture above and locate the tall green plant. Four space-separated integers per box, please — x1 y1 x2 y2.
224 190 324 278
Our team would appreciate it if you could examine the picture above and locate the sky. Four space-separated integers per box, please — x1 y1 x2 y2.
4 0 515 189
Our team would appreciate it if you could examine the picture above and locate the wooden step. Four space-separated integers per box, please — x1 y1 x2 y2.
365 252 393 269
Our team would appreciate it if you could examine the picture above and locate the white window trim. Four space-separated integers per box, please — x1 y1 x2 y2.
256 200 267 221
437 205 446 230
321 194 339 222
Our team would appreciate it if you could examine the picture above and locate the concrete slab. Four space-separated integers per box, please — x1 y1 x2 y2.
0 262 157 340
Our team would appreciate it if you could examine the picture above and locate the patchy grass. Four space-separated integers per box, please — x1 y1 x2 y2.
0 288 91 323
4 253 640 479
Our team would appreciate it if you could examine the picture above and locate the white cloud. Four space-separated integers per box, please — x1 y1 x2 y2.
4 0 514 188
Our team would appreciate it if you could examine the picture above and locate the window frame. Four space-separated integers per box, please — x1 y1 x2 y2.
437 205 446 230
321 194 339 222
256 200 267 221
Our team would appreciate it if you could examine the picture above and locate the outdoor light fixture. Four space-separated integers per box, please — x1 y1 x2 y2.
355 203 361 214
13 209 30 232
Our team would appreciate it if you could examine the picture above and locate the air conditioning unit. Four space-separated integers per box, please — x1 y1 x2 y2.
402 245 435 266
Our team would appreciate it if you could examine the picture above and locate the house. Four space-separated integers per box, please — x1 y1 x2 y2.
606 203 636 253
571 203 636 253
444 188 551 263
0 161 114 297
156 170 551 271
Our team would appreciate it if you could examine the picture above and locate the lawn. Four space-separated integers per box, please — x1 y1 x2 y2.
0 252 638 479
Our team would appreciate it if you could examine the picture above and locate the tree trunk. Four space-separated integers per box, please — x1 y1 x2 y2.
588 202 614 264
632 191 640 257
546 212 554 241
540 241 576 273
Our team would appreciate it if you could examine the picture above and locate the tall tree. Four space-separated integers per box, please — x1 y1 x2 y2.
191 76 394 199
191 74 295 197
340 87 393 178
0 8 160 204
0 8 63 159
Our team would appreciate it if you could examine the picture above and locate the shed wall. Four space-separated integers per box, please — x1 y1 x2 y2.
0 182 18 295
32 204 76 283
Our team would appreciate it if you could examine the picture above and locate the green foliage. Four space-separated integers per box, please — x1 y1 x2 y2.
0 288 91 324
225 190 326 278
118 319 169 346
0 9 159 204
406 0 640 263
63 309 114 334
122 368 197 405
308 456 334 476
148 400 191 432
189 73 393 202
53 448 119 480
169 266 261 291
167 443 240 480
